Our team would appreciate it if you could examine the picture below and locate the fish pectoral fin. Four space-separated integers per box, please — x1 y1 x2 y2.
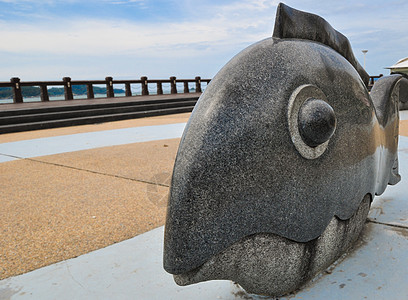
370 74 405 126
388 156 401 185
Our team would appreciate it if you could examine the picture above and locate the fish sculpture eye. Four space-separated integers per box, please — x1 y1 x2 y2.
298 98 337 147
287 84 336 159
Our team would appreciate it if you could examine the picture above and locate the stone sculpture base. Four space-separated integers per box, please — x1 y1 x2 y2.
174 195 371 297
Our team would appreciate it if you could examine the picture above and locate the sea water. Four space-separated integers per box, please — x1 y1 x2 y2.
0 83 204 104
0 93 127 104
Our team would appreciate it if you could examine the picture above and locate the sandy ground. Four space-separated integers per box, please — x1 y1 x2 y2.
399 120 408 137
0 114 190 280
1 115 407 280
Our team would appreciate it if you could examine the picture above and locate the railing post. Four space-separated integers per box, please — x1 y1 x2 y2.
183 81 189 93
63 77 73 100
40 84 49 102
141 76 149 95
10 77 23 103
105 77 114 98
157 82 163 95
87 83 94 99
195 76 202 93
125 82 132 96
170 76 177 94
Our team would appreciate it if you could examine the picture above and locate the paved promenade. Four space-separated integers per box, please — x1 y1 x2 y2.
0 113 190 281
1 112 408 299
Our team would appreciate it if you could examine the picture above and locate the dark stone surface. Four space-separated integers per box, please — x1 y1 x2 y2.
163 36 401 276
298 98 336 147
163 2 402 296
397 76 408 110
272 3 370 87
388 73 408 110
174 195 371 296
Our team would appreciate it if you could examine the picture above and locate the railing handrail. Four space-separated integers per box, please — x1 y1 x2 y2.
0 78 212 87
0 76 211 103
0 74 382 104
368 74 383 85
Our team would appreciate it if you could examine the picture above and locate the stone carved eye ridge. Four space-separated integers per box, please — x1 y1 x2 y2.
287 84 336 159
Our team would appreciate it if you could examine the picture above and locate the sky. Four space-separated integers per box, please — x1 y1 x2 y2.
0 0 407 81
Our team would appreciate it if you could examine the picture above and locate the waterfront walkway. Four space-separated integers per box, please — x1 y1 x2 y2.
0 93 199 111
1 112 408 299
0 113 189 280
0 93 199 134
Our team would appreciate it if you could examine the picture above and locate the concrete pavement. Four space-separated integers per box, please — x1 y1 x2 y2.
1 112 408 299
0 114 189 280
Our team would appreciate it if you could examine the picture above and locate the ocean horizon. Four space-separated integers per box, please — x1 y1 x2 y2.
0 93 127 104
0 84 205 104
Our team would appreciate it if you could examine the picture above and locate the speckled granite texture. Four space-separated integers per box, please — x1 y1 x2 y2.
396 75 408 110
174 195 371 296
164 3 402 297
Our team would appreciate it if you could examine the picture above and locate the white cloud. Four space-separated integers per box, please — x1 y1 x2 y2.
108 0 145 3
0 20 228 56
107 0 146 6
0 1 277 58
0 0 406 79
0 0 280 79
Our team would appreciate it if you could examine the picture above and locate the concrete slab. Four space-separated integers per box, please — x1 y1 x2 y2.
0 226 240 300
1 224 407 299
289 222 408 299
0 154 17 163
400 110 408 121
0 123 186 160
368 135 408 227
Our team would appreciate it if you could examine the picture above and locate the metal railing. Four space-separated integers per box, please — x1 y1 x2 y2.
368 74 383 90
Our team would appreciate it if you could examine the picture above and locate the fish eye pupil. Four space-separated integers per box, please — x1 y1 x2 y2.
298 98 336 147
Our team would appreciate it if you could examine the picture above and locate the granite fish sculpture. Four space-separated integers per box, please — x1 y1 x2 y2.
163 3 406 296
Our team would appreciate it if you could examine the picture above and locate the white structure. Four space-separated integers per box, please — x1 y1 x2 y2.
387 57 408 74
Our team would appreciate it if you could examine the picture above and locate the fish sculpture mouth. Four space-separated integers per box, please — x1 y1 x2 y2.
173 195 371 296
163 2 404 297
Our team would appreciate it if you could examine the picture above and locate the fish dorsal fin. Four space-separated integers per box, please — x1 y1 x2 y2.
273 3 369 87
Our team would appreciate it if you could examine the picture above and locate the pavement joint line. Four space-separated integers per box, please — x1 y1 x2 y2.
65 262 86 291
7 154 170 188
367 218 408 230
0 152 21 159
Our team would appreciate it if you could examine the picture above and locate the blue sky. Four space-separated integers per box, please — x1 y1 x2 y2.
0 0 407 81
